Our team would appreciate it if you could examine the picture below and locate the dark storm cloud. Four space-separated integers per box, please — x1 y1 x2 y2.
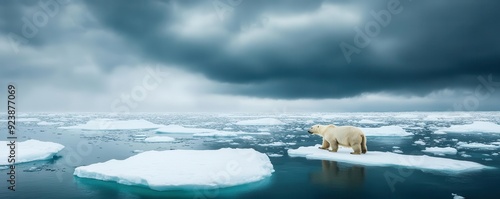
2 0 500 100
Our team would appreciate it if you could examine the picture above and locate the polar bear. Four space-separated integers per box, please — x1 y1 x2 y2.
308 124 367 155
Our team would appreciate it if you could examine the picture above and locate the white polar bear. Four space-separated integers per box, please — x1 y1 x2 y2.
308 124 367 155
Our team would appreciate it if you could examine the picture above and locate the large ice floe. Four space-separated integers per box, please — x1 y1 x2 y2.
234 118 285 125
456 142 500 150
157 125 269 137
288 145 490 173
60 119 163 130
359 125 412 136
436 121 500 134
0 140 64 165
74 148 274 191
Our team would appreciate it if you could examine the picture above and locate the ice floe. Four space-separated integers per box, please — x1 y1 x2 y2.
74 148 274 191
437 121 500 134
452 193 465 199
422 147 457 155
156 125 215 134
360 126 412 136
143 136 175 143
456 142 500 150
235 118 285 125
0 140 64 165
266 153 283 157
414 140 426 145
60 119 163 130
288 145 489 173
259 142 296 147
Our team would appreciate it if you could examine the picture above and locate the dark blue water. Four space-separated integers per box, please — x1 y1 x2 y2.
1 112 499 199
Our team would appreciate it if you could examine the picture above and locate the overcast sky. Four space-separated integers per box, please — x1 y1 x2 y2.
1 0 499 112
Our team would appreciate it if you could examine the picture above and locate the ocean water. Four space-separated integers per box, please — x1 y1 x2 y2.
1 112 500 199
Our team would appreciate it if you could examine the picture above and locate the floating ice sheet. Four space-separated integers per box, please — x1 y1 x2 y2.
60 119 163 130
235 118 285 125
360 125 412 136
288 145 490 173
74 148 274 191
0 139 64 165
437 121 500 134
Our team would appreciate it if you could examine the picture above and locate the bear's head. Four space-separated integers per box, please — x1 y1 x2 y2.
308 125 323 135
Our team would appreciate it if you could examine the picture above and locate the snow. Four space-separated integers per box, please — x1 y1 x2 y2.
259 142 296 147
0 140 64 165
452 193 465 199
393 149 403 153
156 125 215 134
60 119 163 130
74 148 274 191
360 126 412 136
288 145 489 173
358 119 384 124
437 121 500 134
456 142 500 150
143 136 175 143
422 147 457 155
37 121 63 126
235 118 285 125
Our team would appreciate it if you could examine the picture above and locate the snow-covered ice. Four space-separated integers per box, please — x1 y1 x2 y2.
143 136 175 143
235 118 285 125
74 148 274 191
456 142 500 150
422 147 458 155
437 121 500 134
360 126 412 136
60 119 163 130
0 140 64 165
266 153 283 157
288 145 489 173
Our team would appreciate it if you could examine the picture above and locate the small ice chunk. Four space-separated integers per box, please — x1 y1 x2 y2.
414 140 426 145
360 126 412 136
267 153 283 157
456 142 500 150
235 118 285 125
492 153 499 156
259 142 296 147
452 193 465 199
461 154 471 158
0 140 64 165
393 149 403 153
156 125 215 134
422 147 457 155
143 136 175 143
392 146 400 149
288 145 489 173
437 121 500 134
37 121 63 126
74 148 274 191
60 119 163 130
132 150 144 153
239 136 255 140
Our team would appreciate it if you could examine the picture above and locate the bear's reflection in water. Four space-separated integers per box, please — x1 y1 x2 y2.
309 160 365 189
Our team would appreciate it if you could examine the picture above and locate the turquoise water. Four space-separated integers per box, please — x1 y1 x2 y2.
1 112 499 199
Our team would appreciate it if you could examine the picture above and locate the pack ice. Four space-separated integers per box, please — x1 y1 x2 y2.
437 121 500 134
288 145 490 173
0 140 64 165
74 148 274 191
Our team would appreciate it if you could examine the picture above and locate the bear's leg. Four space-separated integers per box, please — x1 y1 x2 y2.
319 139 330 150
329 140 338 152
351 144 362 155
